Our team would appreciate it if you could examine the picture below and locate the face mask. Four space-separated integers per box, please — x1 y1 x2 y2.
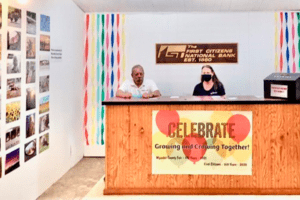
202 74 212 82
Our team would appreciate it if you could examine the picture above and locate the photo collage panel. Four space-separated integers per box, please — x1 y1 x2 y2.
0 4 51 177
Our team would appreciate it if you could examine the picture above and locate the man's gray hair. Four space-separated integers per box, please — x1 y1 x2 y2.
131 65 144 74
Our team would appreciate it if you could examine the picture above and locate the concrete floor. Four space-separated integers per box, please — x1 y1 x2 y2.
37 157 299 200
37 157 105 200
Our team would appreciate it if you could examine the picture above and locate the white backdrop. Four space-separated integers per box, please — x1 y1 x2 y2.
125 12 275 97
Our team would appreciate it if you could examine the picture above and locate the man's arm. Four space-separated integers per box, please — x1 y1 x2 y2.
151 90 161 97
142 80 161 99
116 80 132 98
116 89 132 98
142 90 161 99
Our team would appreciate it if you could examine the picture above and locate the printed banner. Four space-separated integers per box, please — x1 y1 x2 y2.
156 43 238 64
152 110 252 175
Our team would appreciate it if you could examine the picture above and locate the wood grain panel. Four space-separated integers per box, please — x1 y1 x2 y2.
105 105 130 188
104 188 300 195
105 104 300 194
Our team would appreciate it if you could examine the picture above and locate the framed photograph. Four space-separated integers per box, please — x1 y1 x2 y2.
39 113 49 133
7 78 21 99
39 75 49 93
5 148 20 175
39 95 49 114
26 61 36 83
26 37 36 59
40 14 50 32
26 113 35 138
39 55 50 70
27 11 36 34
7 30 21 51
25 139 36 162
26 87 36 111
39 133 49 153
40 35 50 51
5 126 20 150
7 54 21 74
8 6 21 28
6 101 21 123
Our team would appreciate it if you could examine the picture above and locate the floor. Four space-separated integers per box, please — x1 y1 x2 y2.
38 158 299 200
37 157 105 200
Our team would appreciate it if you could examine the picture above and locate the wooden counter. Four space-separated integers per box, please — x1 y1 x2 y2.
103 96 300 195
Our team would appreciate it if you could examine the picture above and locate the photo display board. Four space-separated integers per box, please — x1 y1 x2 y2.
0 3 51 178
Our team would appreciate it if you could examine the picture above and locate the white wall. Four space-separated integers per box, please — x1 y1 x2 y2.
0 1 84 200
126 12 275 97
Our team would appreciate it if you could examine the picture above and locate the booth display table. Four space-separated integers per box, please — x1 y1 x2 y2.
103 96 300 195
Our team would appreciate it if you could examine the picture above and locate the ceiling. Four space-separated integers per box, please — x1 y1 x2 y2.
72 0 300 13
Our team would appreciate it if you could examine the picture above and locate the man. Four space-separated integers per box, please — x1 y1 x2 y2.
116 65 161 98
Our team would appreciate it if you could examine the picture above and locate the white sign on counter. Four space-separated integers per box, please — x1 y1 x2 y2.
270 84 288 98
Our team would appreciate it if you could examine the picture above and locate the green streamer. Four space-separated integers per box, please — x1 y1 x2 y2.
101 14 105 145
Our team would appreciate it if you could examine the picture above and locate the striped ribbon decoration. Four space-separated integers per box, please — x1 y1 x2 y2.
101 14 105 145
292 13 296 73
275 13 279 72
97 14 101 145
280 12 284 72
285 13 290 73
84 14 89 145
297 13 300 71
91 14 96 145
122 15 126 82
84 13 126 147
111 14 115 97
106 14 110 100
275 12 300 73
117 14 121 88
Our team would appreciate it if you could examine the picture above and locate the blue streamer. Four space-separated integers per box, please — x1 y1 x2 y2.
285 12 290 73
111 14 115 97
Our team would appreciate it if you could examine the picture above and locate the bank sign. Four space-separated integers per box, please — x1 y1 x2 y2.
156 43 238 64
152 110 252 175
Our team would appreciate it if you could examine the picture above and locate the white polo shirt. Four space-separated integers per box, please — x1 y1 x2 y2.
119 79 159 98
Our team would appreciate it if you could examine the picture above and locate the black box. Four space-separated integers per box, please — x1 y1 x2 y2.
264 73 300 100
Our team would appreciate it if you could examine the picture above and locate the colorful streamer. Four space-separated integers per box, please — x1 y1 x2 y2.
117 14 121 89
84 14 90 145
292 13 296 73
106 14 110 100
91 14 97 145
84 13 126 147
122 15 126 82
275 13 278 72
297 13 300 71
275 12 300 73
101 14 105 145
280 12 284 72
97 14 101 145
111 14 115 97
285 12 290 73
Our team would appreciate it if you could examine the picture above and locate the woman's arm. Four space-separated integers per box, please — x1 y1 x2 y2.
218 83 226 99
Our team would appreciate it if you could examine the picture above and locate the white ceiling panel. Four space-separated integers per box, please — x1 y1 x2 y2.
72 0 300 12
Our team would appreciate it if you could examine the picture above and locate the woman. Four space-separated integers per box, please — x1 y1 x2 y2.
193 65 226 98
